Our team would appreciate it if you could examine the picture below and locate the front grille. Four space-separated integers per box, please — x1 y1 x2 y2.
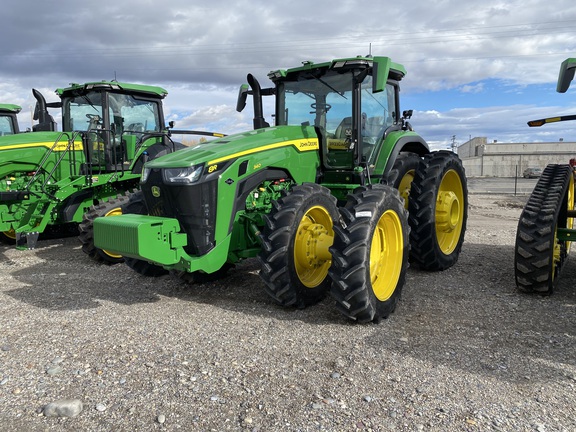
142 168 217 255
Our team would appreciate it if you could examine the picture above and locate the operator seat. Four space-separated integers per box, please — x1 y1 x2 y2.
334 117 352 140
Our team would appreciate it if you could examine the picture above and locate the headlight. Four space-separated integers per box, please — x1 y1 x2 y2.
141 166 151 183
163 165 204 184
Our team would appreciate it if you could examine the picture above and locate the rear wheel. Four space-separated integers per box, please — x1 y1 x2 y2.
515 164 574 294
329 185 409 323
79 193 132 264
259 183 339 308
408 151 468 271
384 152 421 209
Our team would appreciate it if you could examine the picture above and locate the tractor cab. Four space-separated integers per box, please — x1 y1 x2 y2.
53 82 167 171
0 104 22 136
238 56 416 185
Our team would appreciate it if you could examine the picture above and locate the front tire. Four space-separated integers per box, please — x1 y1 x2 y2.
408 151 468 271
329 185 409 323
515 164 574 294
258 183 339 308
79 193 132 264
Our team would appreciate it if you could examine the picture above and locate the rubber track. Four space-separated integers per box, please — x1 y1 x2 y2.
514 164 573 294
329 185 409 323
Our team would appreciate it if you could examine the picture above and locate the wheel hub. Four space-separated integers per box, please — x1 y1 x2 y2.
436 191 460 232
296 223 332 267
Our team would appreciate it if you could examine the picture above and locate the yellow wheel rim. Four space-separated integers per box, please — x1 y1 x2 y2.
293 205 334 288
3 228 16 240
398 170 415 209
102 206 123 259
370 209 404 301
435 169 465 254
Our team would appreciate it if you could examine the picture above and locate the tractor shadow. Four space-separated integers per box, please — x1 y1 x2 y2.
0 236 341 323
367 240 576 385
3 236 576 385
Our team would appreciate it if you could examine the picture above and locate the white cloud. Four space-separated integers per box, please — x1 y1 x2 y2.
2 0 576 146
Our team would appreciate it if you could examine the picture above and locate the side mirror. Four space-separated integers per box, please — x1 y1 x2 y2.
236 84 249 112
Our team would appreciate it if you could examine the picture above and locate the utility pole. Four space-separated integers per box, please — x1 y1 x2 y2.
451 135 457 153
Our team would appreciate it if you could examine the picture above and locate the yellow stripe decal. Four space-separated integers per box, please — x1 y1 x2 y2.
208 138 319 165
0 141 84 151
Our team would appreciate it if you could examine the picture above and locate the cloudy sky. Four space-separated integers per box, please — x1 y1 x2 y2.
2 0 576 149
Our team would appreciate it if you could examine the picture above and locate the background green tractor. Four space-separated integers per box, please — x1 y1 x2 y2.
0 81 222 260
95 55 468 323
515 58 576 294
0 104 21 135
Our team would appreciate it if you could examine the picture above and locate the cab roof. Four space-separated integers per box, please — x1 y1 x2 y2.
56 81 168 98
0 103 22 113
268 55 407 82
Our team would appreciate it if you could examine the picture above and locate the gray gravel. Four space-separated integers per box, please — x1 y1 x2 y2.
1 193 575 431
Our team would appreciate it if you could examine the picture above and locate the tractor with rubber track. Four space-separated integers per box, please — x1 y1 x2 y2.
94 55 468 323
515 57 576 293
0 82 223 259
0 104 21 136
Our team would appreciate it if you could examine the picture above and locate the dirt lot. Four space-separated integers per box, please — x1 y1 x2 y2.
1 193 575 431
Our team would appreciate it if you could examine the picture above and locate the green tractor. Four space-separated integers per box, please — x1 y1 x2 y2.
94 55 468 323
0 104 21 135
515 57 576 293
0 81 223 258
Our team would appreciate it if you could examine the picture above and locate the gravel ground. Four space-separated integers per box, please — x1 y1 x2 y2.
1 193 575 432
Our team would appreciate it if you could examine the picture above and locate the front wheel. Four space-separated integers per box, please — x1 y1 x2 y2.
258 183 339 308
408 151 468 271
329 185 409 323
79 193 133 264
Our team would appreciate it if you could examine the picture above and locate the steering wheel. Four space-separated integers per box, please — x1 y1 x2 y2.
310 102 332 113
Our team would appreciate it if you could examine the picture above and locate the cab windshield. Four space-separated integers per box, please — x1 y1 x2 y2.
0 115 16 136
276 68 397 168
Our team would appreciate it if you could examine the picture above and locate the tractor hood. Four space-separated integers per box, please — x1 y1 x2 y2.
144 125 320 170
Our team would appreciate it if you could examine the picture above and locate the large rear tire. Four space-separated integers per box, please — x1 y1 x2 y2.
258 183 339 308
79 193 132 264
408 151 468 271
515 164 574 294
384 152 421 209
329 185 409 323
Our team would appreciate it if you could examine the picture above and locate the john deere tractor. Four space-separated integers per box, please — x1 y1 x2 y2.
0 81 222 259
94 55 468 323
515 57 576 293
0 104 21 135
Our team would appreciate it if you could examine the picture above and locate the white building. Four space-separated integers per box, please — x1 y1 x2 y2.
458 137 576 177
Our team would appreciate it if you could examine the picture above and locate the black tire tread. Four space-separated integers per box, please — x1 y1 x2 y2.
329 184 410 323
514 164 573 294
408 151 468 271
78 192 133 264
258 183 338 308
